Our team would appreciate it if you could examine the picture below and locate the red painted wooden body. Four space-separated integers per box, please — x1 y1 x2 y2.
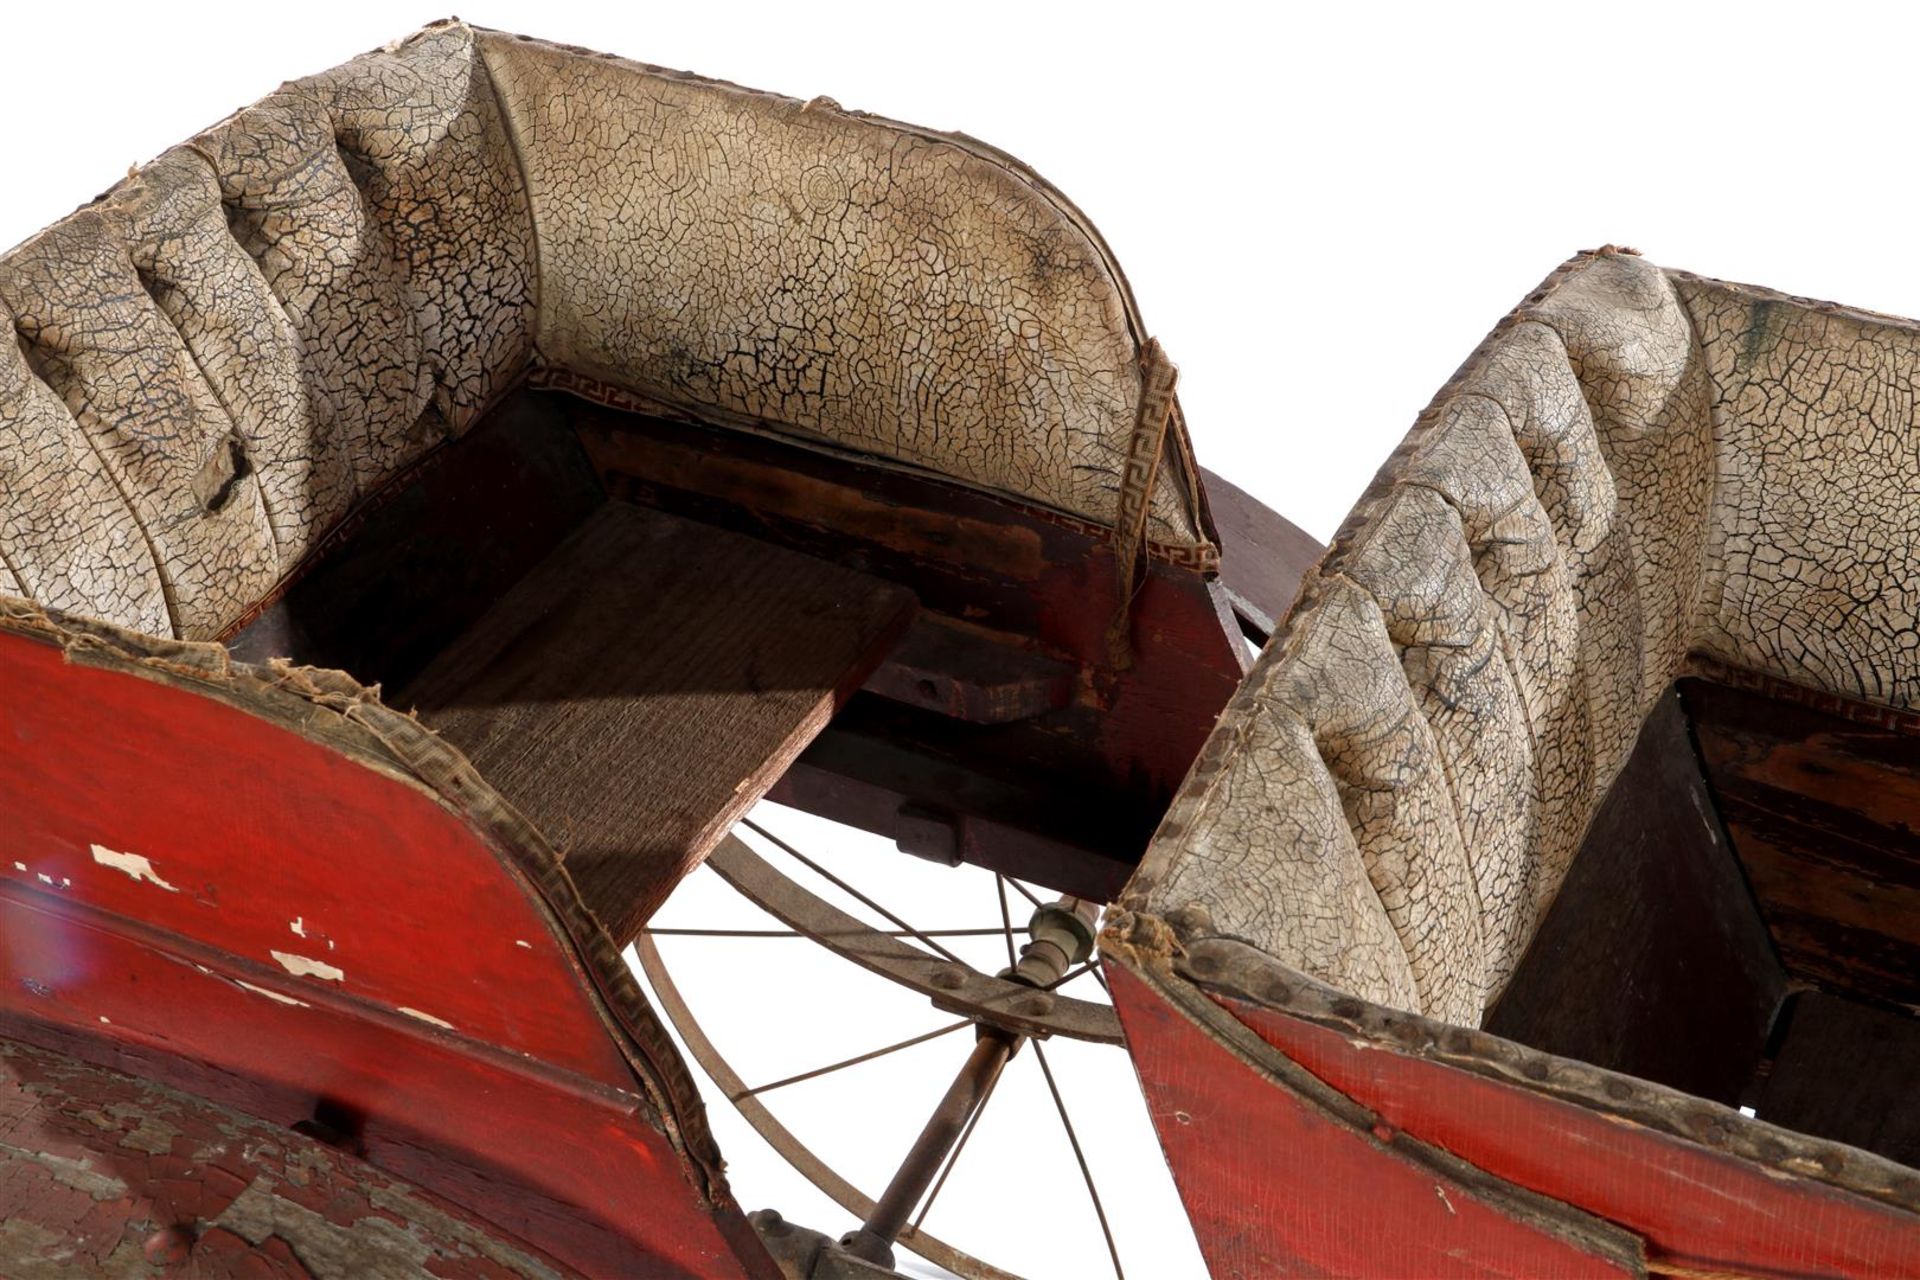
1108 945 1920 1278
0 1032 576 1276
0 622 770 1278
1106 964 1640 1278
1238 993 1920 1277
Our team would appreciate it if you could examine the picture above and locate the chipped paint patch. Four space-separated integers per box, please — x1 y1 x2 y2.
35 873 52 886
0 1147 128 1201
89 843 178 891
399 1007 455 1030
270 951 344 982
290 917 307 937
97 1015 110 1025
236 980 309 1008
515 939 532 949
10 861 23 872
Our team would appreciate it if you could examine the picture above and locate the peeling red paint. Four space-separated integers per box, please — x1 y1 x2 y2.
0 1034 573 1277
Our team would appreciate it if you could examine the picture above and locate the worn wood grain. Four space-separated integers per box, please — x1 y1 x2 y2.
400 502 915 943
0 1034 578 1277
1684 676 1920 1009
1486 689 1787 1106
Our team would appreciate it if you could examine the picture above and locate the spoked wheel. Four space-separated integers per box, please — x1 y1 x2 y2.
632 806 1191 1279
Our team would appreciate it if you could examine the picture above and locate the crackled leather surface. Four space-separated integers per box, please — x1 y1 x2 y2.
1133 250 1725 1023
1 21 1199 643
0 22 535 639
1677 275 1920 708
475 30 1202 549
1134 247 1920 1023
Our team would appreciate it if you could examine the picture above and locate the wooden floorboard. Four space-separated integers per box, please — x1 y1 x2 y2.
400 501 915 943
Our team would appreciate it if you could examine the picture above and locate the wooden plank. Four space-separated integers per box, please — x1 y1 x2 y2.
400 502 915 943
861 614 1075 725
1684 676 1920 1008
563 396 1254 899
567 397 1247 800
1760 991 1920 1169
1105 961 1645 1278
1199 465 1322 639
225 390 607 691
1486 689 1788 1106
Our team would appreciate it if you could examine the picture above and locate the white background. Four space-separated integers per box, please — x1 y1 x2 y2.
3 4 1913 1276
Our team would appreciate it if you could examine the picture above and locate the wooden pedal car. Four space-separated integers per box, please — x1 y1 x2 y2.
1 21 1915 1278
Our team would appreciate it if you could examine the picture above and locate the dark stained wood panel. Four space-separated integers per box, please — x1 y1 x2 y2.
1684 676 1920 1009
1199 466 1322 638
401 502 915 943
1759 991 1920 1169
772 693 1159 901
1486 690 1787 1106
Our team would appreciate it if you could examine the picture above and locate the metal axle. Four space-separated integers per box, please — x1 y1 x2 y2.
837 894 1099 1271
838 1027 1018 1268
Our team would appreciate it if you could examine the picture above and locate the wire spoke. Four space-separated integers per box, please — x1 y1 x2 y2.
1043 961 1105 992
911 1038 1007 1232
995 874 1019 971
741 818 966 966
1033 1041 1125 1280
1004 876 1046 911
734 1020 973 1102
647 927 1011 939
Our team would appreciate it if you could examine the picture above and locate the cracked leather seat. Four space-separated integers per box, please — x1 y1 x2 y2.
1130 247 1920 1022
1112 247 1920 1272
7 19 1920 1276
0 20 1211 644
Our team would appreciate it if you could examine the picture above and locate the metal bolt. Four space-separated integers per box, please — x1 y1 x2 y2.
144 1225 193 1265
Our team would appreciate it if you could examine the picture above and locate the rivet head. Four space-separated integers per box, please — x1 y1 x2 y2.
144 1226 193 1265
929 965 968 991
1018 993 1055 1016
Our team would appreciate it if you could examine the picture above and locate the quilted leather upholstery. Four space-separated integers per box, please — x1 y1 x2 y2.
1134 248 1920 1024
0 22 1206 642
0 23 536 639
